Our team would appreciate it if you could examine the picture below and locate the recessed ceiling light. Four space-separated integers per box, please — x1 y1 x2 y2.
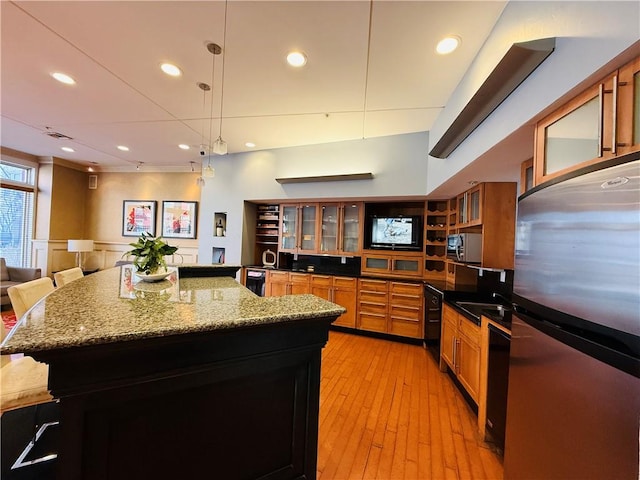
160 63 182 77
87 166 94 172
245 142 256 148
286 51 307 67
61 147 75 153
117 145 130 152
51 72 76 85
178 144 190 150
436 36 461 55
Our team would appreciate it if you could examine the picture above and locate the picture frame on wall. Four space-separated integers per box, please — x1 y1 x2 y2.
122 200 157 237
162 201 198 239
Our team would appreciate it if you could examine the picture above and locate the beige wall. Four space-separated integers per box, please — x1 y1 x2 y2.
35 163 53 239
85 171 202 249
49 164 87 240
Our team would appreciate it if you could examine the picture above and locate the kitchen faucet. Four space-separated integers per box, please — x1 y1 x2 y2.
491 292 511 305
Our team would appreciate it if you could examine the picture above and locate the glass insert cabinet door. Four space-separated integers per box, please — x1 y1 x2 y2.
320 205 339 253
544 95 600 176
280 205 298 251
299 204 317 252
341 203 361 253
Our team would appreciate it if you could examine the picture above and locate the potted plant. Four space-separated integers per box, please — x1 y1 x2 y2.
123 233 178 276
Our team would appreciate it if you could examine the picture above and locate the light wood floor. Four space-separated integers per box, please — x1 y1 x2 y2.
317 331 503 480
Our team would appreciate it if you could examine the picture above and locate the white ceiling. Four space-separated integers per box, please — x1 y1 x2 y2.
1 1 506 171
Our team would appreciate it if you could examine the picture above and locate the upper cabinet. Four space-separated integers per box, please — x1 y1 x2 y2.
450 182 517 270
457 184 483 228
280 203 319 254
535 55 640 185
319 202 363 255
617 56 640 155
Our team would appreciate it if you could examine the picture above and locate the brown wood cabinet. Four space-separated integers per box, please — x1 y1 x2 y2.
456 183 483 227
358 278 423 339
534 55 640 186
424 200 448 282
361 251 424 278
440 303 481 403
280 203 319 254
318 202 363 255
310 274 357 328
267 271 310 296
449 182 517 271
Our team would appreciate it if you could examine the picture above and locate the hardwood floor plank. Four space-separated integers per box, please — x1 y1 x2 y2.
319 331 504 480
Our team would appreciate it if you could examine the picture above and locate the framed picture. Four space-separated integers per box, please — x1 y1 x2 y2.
123 200 157 237
162 201 198 239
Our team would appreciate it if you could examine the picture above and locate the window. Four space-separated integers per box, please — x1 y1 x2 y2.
0 161 36 267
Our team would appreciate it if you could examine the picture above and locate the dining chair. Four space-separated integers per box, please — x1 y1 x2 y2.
53 267 84 287
3 277 58 471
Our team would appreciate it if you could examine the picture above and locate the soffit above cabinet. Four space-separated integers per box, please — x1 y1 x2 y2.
429 37 556 159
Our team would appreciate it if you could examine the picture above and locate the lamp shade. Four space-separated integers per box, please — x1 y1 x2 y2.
68 239 94 252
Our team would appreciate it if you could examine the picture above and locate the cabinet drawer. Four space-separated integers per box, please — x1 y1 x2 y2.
269 271 289 282
389 292 422 308
310 274 332 287
389 304 421 322
289 272 309 283
389 282 423 296
358 301 387 316
389 319 422 338
359 289 388 303
359 279 388 292
459 318 480 345
359 313 387 333
333 276 357 289
443 304 458 324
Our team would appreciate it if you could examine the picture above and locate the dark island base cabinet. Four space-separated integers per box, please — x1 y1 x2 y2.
37 318 336 480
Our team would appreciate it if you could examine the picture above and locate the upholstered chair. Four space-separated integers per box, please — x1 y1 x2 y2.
53 267 84 288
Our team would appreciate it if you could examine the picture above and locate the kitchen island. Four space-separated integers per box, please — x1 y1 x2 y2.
1 265 345 480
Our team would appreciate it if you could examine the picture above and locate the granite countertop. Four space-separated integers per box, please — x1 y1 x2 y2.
1 266 345 355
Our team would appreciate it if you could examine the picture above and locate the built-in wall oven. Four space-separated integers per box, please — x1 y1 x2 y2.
423 283 443 362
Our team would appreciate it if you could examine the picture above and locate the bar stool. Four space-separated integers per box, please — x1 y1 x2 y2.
3 277 58 472
53 267 84 287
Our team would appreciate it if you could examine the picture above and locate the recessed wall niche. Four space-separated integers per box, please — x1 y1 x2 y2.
214 212 227 237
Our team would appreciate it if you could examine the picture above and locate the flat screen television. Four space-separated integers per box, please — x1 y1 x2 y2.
368 215 422 251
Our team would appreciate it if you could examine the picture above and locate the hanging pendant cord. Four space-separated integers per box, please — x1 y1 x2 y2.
362 0 373 140
219 0 228 139
208 44 216 151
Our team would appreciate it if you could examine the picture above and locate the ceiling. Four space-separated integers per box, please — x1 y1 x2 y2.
1 1 507 171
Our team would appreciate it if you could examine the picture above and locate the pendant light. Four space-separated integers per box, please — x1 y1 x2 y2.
196 81 212 185
212 0 228 155
201 41 224 173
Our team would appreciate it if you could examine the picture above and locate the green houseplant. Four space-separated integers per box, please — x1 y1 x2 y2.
123 233 178 275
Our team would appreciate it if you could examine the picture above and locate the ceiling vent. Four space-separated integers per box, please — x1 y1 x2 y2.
429 37 555 159
43 130 73 140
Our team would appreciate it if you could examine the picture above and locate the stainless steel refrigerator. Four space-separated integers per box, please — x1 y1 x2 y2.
504 152 640 479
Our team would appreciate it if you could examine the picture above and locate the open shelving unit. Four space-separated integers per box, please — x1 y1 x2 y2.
255 204 279 266
424 200 448 281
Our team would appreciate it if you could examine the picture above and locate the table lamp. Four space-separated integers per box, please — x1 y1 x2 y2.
68 239 94 271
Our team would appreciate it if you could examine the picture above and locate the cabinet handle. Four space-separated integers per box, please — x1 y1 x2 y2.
612 74 618 155
598 83 604 158
452 337 457 368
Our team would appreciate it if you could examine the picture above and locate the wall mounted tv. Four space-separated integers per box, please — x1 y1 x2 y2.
367 215 422 251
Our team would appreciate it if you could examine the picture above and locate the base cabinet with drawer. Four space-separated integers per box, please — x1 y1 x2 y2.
358 279 423 339
440 303 481 403
267 271 310 296
310 275 357 328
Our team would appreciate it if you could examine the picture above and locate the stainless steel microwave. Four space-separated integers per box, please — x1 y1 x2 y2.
447 233 482 263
